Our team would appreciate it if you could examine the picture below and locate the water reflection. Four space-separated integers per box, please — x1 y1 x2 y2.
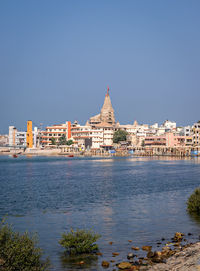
60 253 98 270
187 212 200 227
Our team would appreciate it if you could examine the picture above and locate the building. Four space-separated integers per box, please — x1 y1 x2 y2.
0 135 8 146
9 126 26 147
41 121 71 146
89 87 115 126
15 131 26 146
26 120 33 148
145 132 191 148
71 88 116 150
8 122 39 148
163 120 176 130
192 121 200 146
9 126 17 146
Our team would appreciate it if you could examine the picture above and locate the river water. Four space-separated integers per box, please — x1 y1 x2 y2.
0 156 200 270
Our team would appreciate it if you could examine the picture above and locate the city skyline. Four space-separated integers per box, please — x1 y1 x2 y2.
1 0 200 134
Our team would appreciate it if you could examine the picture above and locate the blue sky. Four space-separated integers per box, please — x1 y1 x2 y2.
0 0 200 133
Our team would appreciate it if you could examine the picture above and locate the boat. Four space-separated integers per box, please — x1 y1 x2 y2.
68 155 74 157
12 154 18 158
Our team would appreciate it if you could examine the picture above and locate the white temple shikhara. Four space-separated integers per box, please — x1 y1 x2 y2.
89 87 115 126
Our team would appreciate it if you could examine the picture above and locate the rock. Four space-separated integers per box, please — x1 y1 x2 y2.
132 246 140 251
109 241 113 245
118 262 132 269
134 261 140 266
173 232 184 242
157 242 161 245
173 242 180 247
154 251 162 257
0 259 5 265
130 266 138 270
78 261 84 265
161 238 165 241
127 253 134 259
102 261 110 268
112 252 120 256
142 245 152 251
96 252 103 256
110 259 115 262
147 251 154 258
188 232 192 236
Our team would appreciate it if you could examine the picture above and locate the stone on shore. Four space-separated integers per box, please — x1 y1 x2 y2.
118 261 132 269
132 246 140 251
112 252 120 256
102 260 110 268
142 246 152 251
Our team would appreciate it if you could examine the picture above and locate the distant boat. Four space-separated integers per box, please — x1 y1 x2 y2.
68 155 74 157
12 154 18 158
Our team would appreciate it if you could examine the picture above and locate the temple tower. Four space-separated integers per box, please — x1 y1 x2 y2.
100 87 115 125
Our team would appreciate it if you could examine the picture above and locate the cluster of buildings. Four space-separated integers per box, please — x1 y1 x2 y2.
4 88 200 153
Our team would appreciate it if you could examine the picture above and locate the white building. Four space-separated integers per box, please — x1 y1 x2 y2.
9 125 38 147
163 120 176 130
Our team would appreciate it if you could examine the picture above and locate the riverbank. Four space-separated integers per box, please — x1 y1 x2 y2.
147 242 200 270
0 148 200 158
100 232 200 270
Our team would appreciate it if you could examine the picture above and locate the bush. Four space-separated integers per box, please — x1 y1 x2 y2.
59 229 101 255
0 220 49 271
187 188 200 215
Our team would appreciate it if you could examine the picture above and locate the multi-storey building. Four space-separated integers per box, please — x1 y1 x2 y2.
145 132 191 148
9 122 39 148
0 135 9 146
192 121 200 146
41 121 71 146
9 126 17 146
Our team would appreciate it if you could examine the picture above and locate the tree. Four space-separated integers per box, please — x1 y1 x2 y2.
0 220 49 271
66 139 74 146
113 130 128 143
141 140 145 147
58 135 67 145
50 137 56 145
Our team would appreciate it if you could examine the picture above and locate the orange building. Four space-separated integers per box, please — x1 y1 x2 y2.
26 120 33 148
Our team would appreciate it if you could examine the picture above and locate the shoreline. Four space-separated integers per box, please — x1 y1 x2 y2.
0 150 199 158
147 241 200 271
101 233 200 270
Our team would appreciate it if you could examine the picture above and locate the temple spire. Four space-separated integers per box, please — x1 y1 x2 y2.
106 86 109 96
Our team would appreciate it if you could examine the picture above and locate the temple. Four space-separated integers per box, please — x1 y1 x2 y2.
89 87 115 126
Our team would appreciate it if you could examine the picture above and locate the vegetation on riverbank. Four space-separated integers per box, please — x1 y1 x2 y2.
0 220 49 271
187 188 200 215
59 229 101 255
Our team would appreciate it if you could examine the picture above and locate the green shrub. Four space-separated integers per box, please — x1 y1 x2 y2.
0 220 49 271
59 229 101 255
187 188 200 215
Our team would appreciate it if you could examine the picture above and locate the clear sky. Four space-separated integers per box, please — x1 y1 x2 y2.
0 0 200 133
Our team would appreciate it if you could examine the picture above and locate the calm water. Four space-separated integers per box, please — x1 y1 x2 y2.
0 156 200 270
